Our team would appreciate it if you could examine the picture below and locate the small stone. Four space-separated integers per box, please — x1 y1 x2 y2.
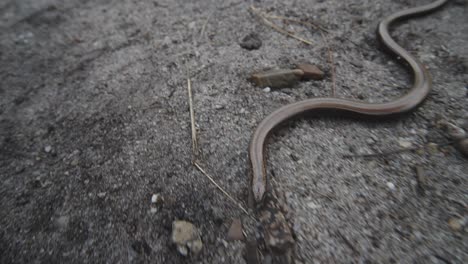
151 193 164 206
263 87 271 93
172 220 203 256
44 146 52 153
250 69 303 89
307 201 321 209
296 64 324 80
386 182 396 191
398 139 412 148
214 104 224 110
448 217 464 231
70 158 79 166
426 142 439 154
226 218 244 241
149 207 158 214
162 36 171 47
97 192 106 198
188 21 196 29
176 245 188 256
240 32 262 50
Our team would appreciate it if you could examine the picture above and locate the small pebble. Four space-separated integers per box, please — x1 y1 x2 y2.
44 146 52 153
97 192 106 198
386 182 396 191
172 220 203 256
188 21 196 29
307 201 321 209
70 158 79 166
426 142 439 154
151 193 163 204
250 69 303 89
162 36 171 47
448 217 464 232
398 139 412 148
176 245 188 256
263 87 271 93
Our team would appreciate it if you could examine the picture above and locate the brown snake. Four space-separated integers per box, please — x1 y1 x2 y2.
249 0 448 205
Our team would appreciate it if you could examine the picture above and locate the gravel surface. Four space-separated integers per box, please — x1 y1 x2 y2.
1 0 467 263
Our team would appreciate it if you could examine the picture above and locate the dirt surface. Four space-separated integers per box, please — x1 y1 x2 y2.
1 0 467 263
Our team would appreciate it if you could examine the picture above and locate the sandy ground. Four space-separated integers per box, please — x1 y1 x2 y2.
1 0 467 263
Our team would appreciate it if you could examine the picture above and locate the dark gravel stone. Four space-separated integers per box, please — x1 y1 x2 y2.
240 32 262 50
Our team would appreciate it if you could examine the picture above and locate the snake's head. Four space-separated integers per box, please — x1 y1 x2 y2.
252 182 266 204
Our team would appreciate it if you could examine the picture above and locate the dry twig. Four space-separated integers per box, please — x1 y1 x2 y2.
194 162 253 218
185 72 254 219
250 6 314 45
198 11 213 42
186 75 198 161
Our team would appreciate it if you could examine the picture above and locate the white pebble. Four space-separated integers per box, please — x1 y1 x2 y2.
307 201 321 209
398 138 412 148
386 182 396 191
151 193 164 204
151 194 158 203
44 145 52 153
263 87 271 93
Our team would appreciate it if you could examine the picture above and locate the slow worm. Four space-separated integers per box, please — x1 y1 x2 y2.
249 0 448 205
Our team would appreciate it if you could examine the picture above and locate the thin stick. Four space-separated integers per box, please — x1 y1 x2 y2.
320 30 336 96
194 162 254 219
250 6 314 45
185 67 254 220
187 76 198 161
198 11 213 42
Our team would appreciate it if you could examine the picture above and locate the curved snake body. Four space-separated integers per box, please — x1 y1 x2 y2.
249 0 448 205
